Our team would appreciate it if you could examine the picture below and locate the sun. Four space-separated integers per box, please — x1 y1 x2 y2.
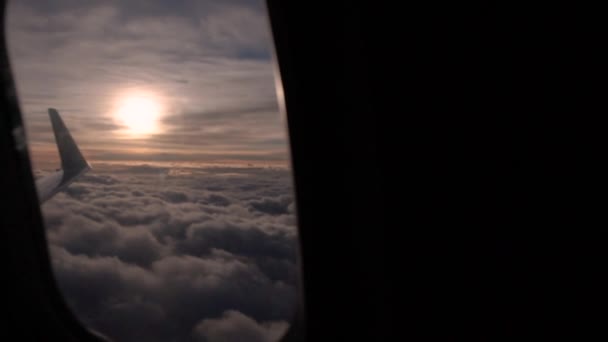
114 91 163 136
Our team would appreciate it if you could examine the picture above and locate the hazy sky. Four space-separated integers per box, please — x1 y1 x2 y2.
7 0 287 169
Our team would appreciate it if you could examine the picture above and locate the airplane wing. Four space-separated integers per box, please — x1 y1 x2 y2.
35 108 91 203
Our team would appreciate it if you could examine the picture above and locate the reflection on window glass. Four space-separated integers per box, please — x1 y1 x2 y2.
7 1 298 341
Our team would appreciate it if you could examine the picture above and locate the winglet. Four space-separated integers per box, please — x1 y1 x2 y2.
48 108 90 178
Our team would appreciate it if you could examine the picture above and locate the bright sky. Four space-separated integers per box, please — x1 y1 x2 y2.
7 0 288 170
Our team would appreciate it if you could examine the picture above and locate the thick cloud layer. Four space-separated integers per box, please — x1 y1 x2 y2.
41 163 298 342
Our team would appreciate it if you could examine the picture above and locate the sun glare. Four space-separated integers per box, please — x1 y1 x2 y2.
114 91 163 136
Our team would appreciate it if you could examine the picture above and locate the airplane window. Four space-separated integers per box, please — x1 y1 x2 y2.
6 1 298 341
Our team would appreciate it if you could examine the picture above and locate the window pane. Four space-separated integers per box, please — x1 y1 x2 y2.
7 1 298 341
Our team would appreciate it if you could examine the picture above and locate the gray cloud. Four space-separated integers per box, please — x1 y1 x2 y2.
249 196 292 216
203 194 232 207
41 164 297 341
160 190 191 203
193 310 289 342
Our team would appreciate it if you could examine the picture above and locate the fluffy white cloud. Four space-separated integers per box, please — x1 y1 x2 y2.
41 164 298 342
